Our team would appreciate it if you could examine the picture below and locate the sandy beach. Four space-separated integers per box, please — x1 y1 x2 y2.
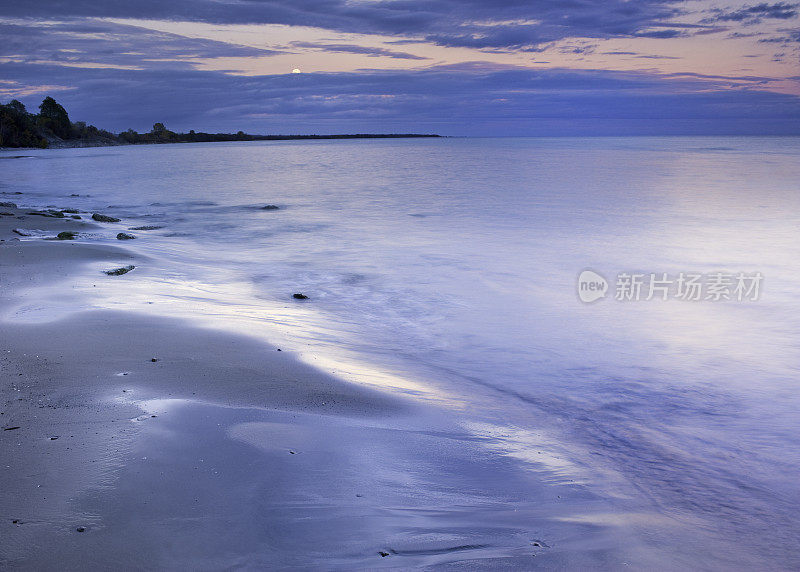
3 0 800 564
0 200 638 569
0 203 408 567
3 134 799 571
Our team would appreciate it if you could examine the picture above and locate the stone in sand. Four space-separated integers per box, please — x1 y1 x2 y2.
104 265 136 276
116 232 136 240
12 229 30 236
56 231 76 240
92 213 120 223
129 225 163 230
292 293 309 300
261 205 280 210
27 210 64 218
0 201 17 208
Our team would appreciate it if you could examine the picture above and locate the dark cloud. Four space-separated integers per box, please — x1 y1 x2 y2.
0 0 689 50
2 61 797 136
601 51 681 59
727 31 765 38
661 71 774 82
290 42 428 60
703 2 799 24
557 43 598 56
0 20 282 70
635 54 682 59
633 29 686 38
757 28 800 41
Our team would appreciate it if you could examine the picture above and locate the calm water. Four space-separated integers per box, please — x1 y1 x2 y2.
3 137 800 568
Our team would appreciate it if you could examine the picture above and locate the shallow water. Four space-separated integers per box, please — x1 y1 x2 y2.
3 137 800 568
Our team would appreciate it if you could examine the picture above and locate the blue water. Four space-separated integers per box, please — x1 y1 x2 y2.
3 137 800 568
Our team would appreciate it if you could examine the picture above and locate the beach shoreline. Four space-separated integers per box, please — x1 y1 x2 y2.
4 135 797 569
0 197 662 569
0 203 422 567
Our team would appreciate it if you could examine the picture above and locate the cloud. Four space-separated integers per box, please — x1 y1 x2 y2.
601 51 681 59
0 20 283 70
757 27 800 41
636 54 682 59
633 29 686 39
290 42 428 60
2 61 797 136
703 2 799 24
0 0 690 50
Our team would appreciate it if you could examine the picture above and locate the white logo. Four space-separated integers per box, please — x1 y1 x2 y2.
577 270 608 303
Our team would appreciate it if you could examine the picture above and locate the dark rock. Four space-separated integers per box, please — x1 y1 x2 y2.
12 229 30 236
56 231 76 240
292 293 309 300
60 208 80 214
0 202 16 208
116 232 136 240
70 215 81 220
103 265 135 276
379 551 390 558
3 426 20 431
151 358 158 362
76 527 86 533
261 205 280 210
27 210 64 218
130 225 163 231
92 213 120 223
0 212 15 216
50 436 59 440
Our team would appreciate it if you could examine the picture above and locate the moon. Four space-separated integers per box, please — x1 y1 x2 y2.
291 68 302 74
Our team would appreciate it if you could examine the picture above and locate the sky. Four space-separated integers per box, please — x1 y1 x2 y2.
1 0 799 135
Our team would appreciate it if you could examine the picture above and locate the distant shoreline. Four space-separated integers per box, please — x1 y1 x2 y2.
1 133 442 151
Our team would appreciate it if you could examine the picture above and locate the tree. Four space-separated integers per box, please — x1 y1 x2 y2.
38 96 71 139
8 99 26 114
1 99 48 147
120 128 140 143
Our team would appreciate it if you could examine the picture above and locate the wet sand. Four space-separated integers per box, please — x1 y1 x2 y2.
0 203 668 569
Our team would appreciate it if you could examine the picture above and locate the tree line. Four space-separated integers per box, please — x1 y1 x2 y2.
0 97 117 148
1 96 439 148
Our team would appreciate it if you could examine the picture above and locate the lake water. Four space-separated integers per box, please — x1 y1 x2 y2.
3 137 800 568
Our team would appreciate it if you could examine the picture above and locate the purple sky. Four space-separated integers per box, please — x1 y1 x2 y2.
1 1 799 134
